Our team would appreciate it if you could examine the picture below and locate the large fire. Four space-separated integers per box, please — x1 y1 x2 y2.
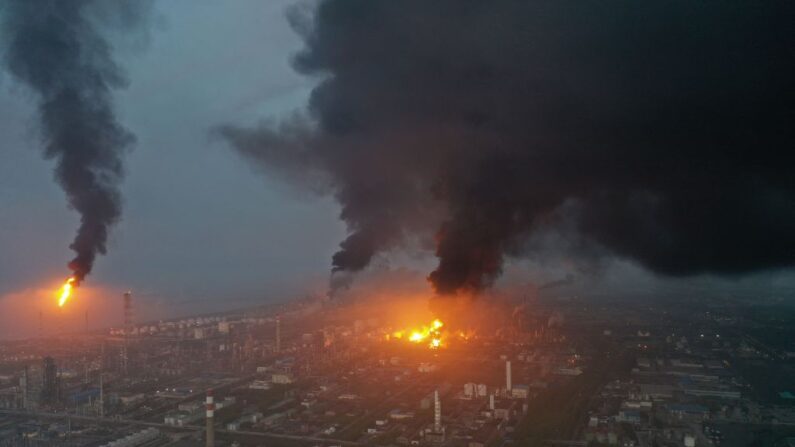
57 277 76 307
390 318 447 349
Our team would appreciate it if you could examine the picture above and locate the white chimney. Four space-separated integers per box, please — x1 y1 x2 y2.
433 389 441 432
205 389 215 447
506 360 512 395
275 316 281 353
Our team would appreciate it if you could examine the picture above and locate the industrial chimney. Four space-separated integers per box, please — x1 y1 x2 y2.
275 316 281 353
99 373 104 418
505 360 512 396
434 389 441 432
19 367 28 410
205 389 215 447
122 291 133 375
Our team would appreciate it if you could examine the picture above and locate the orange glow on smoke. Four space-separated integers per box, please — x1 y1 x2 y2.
57 277 76 307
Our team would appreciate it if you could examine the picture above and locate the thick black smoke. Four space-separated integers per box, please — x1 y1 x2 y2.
221 0 795 295
1 0 150 283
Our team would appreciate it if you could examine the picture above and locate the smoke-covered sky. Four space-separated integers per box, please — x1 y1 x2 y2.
222 0 795 297
2 0 154 284
1 0 794 336
0 0 344 321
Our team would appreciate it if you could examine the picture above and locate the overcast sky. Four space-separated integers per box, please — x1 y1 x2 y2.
1 0 793 339
0 0 347 328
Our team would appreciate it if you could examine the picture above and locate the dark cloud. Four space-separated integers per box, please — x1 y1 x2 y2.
1 0 151 283
221 0 795 295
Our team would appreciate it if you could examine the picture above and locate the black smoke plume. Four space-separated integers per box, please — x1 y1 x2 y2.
221 0 795 295
1 0 150 283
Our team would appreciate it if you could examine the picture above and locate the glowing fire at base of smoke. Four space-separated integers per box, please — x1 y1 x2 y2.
390 319 446 349
57 277 76 307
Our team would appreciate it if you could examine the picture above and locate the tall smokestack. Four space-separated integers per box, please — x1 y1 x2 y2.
275 316 281 353
122 291 132 375
20 367 28 410
506 360 512 396
99 373 104 418
205 389 215 447
123 291 133 331
433 389 441 432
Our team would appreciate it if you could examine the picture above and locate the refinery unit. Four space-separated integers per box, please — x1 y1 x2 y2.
1 288 794 447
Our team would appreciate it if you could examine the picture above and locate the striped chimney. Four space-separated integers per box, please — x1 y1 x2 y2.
205 389 215 447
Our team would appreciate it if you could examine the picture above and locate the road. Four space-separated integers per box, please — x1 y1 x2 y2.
0 409 361 446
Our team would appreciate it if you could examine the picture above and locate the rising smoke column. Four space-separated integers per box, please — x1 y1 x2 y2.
1 0 149 283
221 0 795 296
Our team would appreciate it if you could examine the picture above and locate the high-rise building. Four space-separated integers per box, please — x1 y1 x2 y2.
41 357 59 404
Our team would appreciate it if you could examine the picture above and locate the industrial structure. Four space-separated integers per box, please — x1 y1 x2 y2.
425 388 445 443
0 291 770 446
99 372 105 418
434 389 441 432
205 389 215 447
275 315 281 353
98 428 161 447
505 360 512 396
122 291 133 375
40 357 59 405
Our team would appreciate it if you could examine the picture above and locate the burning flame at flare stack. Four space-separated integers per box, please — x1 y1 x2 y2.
57 277 76 307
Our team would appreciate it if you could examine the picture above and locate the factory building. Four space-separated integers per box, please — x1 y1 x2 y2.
99 428 161 447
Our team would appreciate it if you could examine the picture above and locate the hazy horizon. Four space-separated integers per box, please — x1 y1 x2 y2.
2 0 794 341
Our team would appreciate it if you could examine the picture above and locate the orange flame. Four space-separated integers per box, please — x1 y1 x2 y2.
391 319 446 349
57 277 76 307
